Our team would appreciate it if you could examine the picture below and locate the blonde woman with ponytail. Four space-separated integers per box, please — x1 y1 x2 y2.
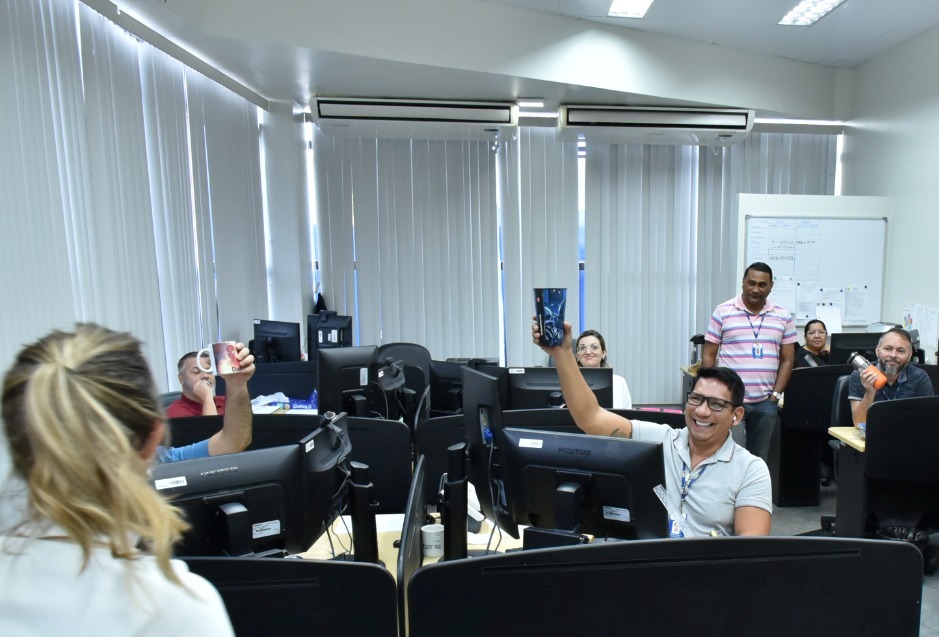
0 324 234 635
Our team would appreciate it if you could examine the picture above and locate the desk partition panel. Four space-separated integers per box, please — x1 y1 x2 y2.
408 537 923 637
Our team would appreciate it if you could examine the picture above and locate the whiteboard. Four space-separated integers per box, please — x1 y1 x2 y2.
744 216 886 327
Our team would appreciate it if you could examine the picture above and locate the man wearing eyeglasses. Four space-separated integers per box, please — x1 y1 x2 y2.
701 262 798 464
533 321 772 537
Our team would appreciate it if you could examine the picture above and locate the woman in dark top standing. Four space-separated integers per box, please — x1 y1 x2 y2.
795 319 830 368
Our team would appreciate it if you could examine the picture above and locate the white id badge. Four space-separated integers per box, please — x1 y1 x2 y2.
668 514 686 538
752 342 763 359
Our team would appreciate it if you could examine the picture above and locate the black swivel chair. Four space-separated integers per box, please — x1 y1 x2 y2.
159 391 182 410
345 416 413 513
184 557 398 637
770 365 853 506
831 374 854 429
865 396 939 533
375 342 432 428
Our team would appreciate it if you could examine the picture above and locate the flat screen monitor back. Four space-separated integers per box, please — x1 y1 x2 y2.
829 331 882 364
317 345 378 416
498 427 668 540
253 319 302 364
307 312 353 360
505 366 614 409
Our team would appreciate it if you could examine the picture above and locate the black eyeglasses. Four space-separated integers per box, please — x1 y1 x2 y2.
686 392 738 412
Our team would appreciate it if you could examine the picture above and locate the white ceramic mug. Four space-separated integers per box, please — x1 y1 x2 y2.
196 341 241 376
421 523 444 558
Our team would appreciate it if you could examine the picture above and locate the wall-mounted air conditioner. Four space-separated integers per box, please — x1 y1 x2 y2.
559 106 754 146
312 98 518 141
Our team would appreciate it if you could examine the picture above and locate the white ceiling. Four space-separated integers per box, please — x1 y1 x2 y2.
108 0 939 115
483 0 939 68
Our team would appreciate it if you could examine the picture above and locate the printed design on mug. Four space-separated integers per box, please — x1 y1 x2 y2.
536 288 567 346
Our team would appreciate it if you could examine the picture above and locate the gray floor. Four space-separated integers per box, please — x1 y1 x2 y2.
771 483 938 636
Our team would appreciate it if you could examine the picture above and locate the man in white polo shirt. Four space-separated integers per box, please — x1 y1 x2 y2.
701 262 797 463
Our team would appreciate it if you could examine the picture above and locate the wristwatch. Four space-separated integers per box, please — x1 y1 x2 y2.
771 391 783 401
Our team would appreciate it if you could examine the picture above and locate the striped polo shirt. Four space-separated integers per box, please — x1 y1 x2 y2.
705 295 798 403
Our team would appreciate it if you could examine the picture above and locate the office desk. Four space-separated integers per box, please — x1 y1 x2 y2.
300 514 524 577
828 426 868 537
828 425 866 452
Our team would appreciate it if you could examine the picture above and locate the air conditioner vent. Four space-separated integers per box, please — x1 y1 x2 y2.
312 98 518 141
560 106 754 146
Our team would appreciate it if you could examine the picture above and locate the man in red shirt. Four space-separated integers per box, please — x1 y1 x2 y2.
166 351 228 418
161 344 255 462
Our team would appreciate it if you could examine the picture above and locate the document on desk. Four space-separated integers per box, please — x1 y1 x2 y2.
285 408 318 416
251 404 280 414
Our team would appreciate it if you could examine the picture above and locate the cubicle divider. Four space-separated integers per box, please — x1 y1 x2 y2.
397 455 430 637
184 556 398 637
167 414 325 451
407 537 923 637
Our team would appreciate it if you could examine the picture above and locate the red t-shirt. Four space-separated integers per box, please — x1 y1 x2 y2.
165 395 226 418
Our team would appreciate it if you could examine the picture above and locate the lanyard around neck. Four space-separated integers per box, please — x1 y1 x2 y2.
746 312 765 340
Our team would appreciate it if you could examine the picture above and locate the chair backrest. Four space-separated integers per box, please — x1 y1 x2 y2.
185 557 398 637
375 342 432 390
159 391 182 410
781 365 854 432
866 396 939 482
830 374 854 428
912 363 939 394
345 416 413 513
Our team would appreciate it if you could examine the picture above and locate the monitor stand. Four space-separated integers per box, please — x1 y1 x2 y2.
521 482 589 551
332 461 383 567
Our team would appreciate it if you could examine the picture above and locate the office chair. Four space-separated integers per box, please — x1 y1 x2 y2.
345 416 413 513
184 557 398 637
159 391 182 410
771 365 853 507
830 374 854 428
375 342 432 390
912 362 939 393
864 397 939 569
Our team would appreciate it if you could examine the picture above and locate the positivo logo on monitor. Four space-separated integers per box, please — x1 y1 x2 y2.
558 447 590 456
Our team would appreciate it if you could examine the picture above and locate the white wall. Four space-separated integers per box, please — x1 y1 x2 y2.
842 24 939 336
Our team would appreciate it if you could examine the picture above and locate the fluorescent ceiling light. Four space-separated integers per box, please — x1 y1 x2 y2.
518 110 560 119
778 0 847 26
608 0 654 19
517 99 545 109
754 117 844 126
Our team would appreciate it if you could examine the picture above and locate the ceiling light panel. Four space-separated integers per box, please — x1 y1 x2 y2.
608 0 654 19
778 0 847 26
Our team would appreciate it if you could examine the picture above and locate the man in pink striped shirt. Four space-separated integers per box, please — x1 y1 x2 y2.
701 262 797 462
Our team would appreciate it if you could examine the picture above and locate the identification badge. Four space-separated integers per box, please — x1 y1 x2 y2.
752 342 763 359
668 514 687 538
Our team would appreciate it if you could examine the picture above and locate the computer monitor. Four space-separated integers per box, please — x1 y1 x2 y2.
462 368 667 546
316 345 378 417
829 331 883 364
498 428 667 544
307 311 353 360
474 365 614 409
151 415 352 557
253 319 302 364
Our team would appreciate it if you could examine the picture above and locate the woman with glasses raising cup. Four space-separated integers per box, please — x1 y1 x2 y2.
574 330 632 409
795 319 830 368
